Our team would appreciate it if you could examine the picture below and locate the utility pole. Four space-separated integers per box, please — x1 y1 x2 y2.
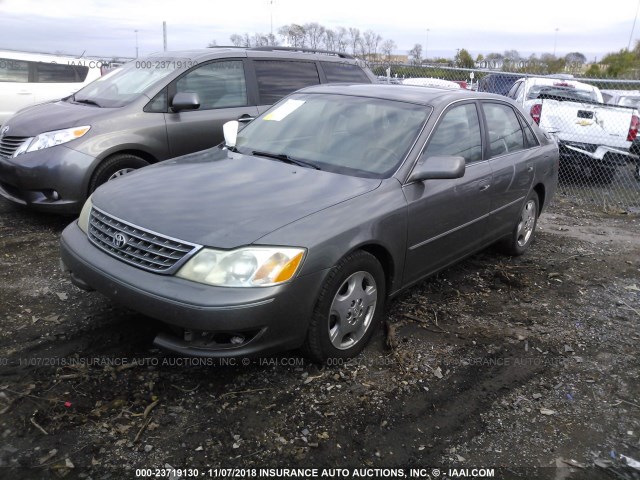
135 30 138 58
163 22 167 52
553 28 559 57
628 0 640 50
425 28 430 62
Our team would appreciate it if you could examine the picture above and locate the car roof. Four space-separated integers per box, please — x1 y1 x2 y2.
144 47 359 63
295 83 508 106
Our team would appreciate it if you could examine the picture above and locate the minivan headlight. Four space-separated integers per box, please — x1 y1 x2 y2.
177 247 305 287
14 126 91 156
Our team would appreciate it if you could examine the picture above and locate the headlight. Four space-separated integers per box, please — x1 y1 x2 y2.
77 195 93 233
13 126 91 157
177 247 306 287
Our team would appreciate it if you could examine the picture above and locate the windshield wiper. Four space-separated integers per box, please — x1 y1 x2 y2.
251 150 320 170
73 97 102 107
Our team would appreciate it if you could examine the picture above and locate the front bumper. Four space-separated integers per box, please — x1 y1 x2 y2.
60 221 327 357
0 145 96 214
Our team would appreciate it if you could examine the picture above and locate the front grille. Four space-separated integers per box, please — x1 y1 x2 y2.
0 136 30 159
88 207 200 274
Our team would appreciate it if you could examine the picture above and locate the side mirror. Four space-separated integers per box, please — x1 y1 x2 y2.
408 155 465 182
171 92 200 112
223 120 239 148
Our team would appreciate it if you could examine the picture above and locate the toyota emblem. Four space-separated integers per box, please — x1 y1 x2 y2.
112 232 128 249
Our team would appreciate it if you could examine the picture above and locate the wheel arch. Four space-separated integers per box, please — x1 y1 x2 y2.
352 242 395 296
533 183 545 214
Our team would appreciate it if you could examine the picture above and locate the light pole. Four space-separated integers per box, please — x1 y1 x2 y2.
425 28 430 62
628 0 640 50
269 0 274 37
135 29 139 58
553 28 559 57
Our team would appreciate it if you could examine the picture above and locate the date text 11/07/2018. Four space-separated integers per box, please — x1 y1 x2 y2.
134 467 497 478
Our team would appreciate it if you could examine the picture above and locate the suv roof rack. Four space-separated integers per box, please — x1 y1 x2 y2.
248 46 355 59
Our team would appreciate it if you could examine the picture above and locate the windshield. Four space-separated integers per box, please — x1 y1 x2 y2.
71 57 197 107
235 93 430 179
527 85 598 103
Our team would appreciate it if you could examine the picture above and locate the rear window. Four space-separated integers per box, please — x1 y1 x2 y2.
527 85 597 103
321 62 370 83
253 60 320 104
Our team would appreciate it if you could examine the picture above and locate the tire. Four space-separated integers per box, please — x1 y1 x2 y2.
89 153 149 194
499 191 539 256
303 250 386 364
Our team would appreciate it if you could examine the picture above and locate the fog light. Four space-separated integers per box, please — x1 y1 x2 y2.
44 190 60 201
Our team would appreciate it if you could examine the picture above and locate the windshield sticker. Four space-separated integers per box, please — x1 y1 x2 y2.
263 99 305 121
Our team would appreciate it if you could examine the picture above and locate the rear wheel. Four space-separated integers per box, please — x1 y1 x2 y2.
303 250 385 363
499 191 539 256
89 153 149 194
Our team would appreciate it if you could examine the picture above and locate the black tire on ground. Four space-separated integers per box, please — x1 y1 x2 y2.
302 250 386 364
498 191 539 257
89 153 149 194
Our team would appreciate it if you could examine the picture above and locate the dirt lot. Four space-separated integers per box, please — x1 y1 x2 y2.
0 195 638 480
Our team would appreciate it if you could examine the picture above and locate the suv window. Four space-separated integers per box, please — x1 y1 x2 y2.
34 63 89 83
253 60 320 104
321 62 370 83
423 103 482 163
483 103 525 156
176 60 247 110
0 58 29 82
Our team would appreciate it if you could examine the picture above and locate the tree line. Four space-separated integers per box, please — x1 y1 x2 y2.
217 22 640 78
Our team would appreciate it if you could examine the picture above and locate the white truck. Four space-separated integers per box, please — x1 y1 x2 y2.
506 76 639 183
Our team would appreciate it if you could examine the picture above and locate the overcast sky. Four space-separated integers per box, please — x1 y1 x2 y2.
1 0 638 61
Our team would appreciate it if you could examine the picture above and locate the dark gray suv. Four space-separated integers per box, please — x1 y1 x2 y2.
0 47 375 213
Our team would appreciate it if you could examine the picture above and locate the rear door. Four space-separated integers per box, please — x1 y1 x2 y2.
480 101 536 238
402 101 493 285
163 59 259 157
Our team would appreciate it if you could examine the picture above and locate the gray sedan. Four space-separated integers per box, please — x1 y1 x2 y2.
60 84 559 362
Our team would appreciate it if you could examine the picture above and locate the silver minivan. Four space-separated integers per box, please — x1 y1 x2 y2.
0 47 375 213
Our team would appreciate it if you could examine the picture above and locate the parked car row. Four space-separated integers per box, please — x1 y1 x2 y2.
2 49 559 362
0 47 375 213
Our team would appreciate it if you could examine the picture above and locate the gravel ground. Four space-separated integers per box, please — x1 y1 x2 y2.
0 195 638 480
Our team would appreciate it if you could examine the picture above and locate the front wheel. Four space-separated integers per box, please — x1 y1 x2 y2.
303 250 386 363
499 191 539 256
89 153 149 194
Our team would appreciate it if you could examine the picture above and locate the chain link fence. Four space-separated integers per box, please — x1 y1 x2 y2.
370 63 640 213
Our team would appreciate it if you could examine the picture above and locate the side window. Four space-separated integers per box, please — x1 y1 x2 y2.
35 63 89 83
423 103 482 164
0 58 29 82
175 60 247 110
483 103 525 157
145 89 168 113
253 60 320 104
507 81 523 100
321 62 370 83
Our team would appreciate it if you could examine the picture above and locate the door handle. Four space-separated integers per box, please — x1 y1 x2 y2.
238 115 255 123
479 184 491 192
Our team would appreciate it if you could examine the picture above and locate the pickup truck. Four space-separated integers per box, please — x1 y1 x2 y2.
506 77 639 183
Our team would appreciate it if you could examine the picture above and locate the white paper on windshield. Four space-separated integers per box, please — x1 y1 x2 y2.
263 99 305 121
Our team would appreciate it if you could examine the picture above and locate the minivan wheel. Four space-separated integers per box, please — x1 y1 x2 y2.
89 154 149 194
303 250 385 364
499 191 539 256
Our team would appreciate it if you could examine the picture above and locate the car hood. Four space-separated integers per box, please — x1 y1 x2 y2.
91 148 382 248
4 100 110 136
